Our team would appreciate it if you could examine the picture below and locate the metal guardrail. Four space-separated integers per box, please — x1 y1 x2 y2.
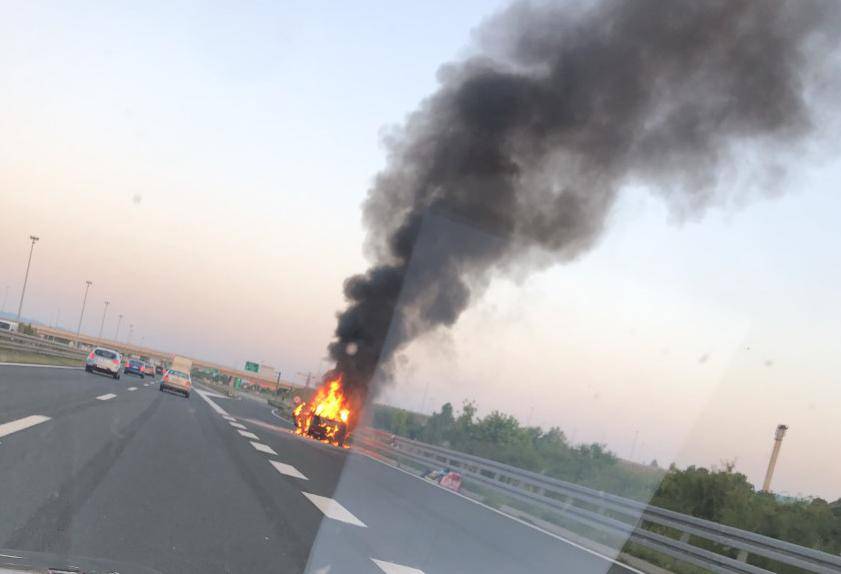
354 428 841 574
0 329 87 362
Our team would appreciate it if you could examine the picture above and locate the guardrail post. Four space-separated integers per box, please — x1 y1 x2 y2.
679 532 691 544
736 549 749 562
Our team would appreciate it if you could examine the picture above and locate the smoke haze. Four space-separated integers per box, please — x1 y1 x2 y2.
328 0 840 407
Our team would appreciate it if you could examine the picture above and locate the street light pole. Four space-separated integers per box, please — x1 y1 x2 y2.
127 324 134 345
75 280 93 339
114 314 124 340
15 235 40 323
97 300 110 339
1 285 9 314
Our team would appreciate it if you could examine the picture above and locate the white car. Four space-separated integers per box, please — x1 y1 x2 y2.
85 347 122 379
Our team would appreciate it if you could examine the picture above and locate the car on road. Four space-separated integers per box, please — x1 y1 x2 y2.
85 347 122 379
144 363 156 378
155 365 163 376
160 368 191 398
295 412 349 447
124 358 146 378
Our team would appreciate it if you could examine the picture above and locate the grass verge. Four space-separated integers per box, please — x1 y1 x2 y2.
0 348 81 367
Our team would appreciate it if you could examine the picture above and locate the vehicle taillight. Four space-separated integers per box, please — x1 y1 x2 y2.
112 358 119 364
88 352 95 359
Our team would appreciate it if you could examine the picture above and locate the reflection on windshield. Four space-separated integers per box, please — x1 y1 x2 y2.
1 0 840 573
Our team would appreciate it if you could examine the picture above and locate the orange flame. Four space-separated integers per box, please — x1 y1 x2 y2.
293 374 351 447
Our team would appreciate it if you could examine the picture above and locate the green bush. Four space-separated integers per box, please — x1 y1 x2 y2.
372 399 841 567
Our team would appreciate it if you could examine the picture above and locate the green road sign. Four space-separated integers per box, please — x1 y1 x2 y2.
244 361 259 373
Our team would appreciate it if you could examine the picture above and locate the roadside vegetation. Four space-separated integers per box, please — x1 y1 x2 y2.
372 401 841 571
0 348 79 367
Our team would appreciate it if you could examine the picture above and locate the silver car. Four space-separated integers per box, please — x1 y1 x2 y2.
85 347 122 379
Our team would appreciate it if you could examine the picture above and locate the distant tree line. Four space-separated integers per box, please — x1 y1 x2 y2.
372 401 841 568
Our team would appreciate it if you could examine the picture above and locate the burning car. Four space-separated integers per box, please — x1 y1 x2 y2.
293 375 352 447
303 414 349 446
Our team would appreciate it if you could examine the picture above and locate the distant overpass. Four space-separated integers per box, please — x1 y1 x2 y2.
33 325 299 391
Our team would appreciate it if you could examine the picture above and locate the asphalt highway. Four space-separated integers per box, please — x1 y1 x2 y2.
0 364 637 574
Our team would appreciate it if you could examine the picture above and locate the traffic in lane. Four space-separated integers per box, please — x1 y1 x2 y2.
1 365 637 573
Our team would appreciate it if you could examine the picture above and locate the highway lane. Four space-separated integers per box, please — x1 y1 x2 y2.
0 365 637 574
201 390 640 574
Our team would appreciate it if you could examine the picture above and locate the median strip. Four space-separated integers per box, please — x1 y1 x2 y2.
96 393 116 401
0 415 51 439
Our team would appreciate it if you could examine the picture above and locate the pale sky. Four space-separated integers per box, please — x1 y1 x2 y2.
1 1 839 499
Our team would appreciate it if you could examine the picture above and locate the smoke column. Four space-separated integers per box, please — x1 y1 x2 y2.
327 0 840 408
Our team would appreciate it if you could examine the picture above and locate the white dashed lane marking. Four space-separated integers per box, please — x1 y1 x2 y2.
222 415 236 421
302 493 366 527
238 430 259 440
250 441 277 455
96 393 116 401
0 415 51 439
270 460 308 480
229 421 247 430
127 387 138 391
372 560 425 574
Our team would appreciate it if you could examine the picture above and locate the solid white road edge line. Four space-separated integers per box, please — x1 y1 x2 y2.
301 492 366 527
238 430 259 440
371 559 425 574
270 408 293 424
96 393 116 401
194 388 230 416
192 384 228 399
0 415 51 439
269 460 308 480
0 362 82 370
355 452 643 574
250 441 277 455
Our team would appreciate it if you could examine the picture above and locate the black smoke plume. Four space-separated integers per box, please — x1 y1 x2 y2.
327 0 839 408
